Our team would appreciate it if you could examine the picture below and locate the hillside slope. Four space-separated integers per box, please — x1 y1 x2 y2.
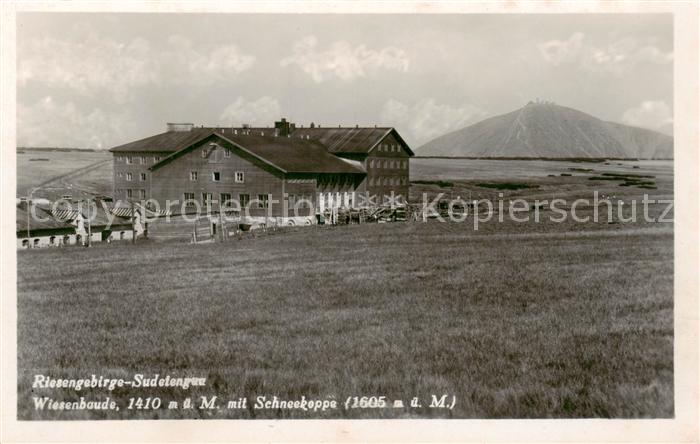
417 103 673 159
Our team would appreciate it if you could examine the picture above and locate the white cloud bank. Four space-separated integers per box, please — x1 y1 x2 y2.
18 33 256 103
538 32 672 76
621 100 673 132
219 97 282 126
381 98 486 145
18 96 136 149
280 35 409 82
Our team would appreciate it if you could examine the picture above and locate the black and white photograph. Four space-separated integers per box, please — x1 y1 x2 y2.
1 1 698 443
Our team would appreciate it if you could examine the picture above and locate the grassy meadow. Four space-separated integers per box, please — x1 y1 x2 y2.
16 156 674 419
18 222 673 419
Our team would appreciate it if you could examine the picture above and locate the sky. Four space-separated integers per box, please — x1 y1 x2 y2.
16 13 673 149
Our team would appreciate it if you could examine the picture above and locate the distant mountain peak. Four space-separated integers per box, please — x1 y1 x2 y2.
417 103 673 159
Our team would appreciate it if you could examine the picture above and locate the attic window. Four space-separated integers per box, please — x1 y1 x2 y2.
212 172 221 182
224 149 231 158
235 171 244 183
201 149 208 158
154 156 161 162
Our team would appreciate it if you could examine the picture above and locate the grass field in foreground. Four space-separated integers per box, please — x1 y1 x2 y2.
17 221 673 419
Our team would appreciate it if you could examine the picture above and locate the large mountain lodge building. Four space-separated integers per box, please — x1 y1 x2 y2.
109 119 413 219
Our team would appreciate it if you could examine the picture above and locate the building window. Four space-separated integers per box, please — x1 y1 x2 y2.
140 173 147 181
384 160 389 168
117 172 123 178
239 194 250 208
202 193 213 206
220 193 231 205
126 156 133 164
235 171 244 183
154 156 161 163
49 236 55 245
120 231 125 240
212 172 221 182
34 239 40 247
127 189 133 198
257 194 269 209
224 149 231 158
201 149 208 158
140 156 146 164
126 173 132 181
184 192 195 202
369 177 374 186
190 171 198 181
139 189 146 199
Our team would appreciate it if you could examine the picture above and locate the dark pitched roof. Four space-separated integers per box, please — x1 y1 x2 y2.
82 205 132 228
291 127 391 153
109 126 414 156
151 133 365 175
221 134 366 174
109 128 214 153
16 202 74 232
221 126 413 155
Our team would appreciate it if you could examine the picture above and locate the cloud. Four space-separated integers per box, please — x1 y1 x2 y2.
381 98 486 145
621 100 673 131
219 97 282 126
18 33 256 102
538 33 672 75
17 96 136 149
167 35 255 84
18 35 158 103
280 35 409 82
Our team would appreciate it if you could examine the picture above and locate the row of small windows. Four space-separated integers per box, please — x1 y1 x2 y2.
369 159 408 169
369 177 408 187
115 189 146 199
378 143 402 153
189 171 244 183
117 172 147 181
184 193 271 209
117 155 162 164
21 232 129 248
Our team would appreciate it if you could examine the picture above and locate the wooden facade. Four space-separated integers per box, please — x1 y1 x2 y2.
110 122 413 218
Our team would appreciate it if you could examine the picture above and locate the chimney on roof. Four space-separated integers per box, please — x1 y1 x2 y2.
166 123 194 132
355 124 359 129
310 122 315 128
274 117 296 137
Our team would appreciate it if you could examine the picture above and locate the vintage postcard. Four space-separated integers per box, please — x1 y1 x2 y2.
1 1 698 443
